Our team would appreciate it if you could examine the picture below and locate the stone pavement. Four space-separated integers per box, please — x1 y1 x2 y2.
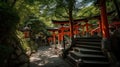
30 46 72 67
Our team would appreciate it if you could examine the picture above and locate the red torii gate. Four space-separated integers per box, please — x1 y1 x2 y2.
49 0 114 52
52 8 114 38
81 22 93 36
59 25 80 37
90 21 120 36
47 36 53 45
109 22 120 29
58 25 79 45
52 19 93 37
73 24 80 36
47 28 58 46
47 26 72 46
52 20 81 38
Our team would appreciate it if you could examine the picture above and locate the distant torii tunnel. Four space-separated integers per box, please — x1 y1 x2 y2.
47 19 97 49
47 25 80 48
46 0 120 52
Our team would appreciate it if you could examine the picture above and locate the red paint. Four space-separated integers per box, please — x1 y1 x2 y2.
82 25 85 35
100 0 110 38
58 30 61 44
48 37 53 44
70 25 73 38
47 28 58 45
53 31 56 45
109 22 120 29
86 22 89 33
74 25 79 35
60 27 64 41
90 27 100 35
24 31 29 38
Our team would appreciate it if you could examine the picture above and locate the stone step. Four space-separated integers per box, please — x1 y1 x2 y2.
83 60 109 64
75 39 101 42
75 37 102 42
66 54 78 65
75 45 101 50
75 42 101 47
75 37 102 39
73 47 103 55
79 60 110 67
64 37 110 67
69 51 107 61
66 52 109 67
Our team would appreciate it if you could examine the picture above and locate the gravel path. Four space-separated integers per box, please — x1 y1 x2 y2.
30 46 71 67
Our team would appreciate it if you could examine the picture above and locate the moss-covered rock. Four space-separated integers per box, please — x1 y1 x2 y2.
0 3 29 67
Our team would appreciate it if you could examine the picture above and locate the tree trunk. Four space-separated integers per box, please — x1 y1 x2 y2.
69 9 73 39
69 0 75 42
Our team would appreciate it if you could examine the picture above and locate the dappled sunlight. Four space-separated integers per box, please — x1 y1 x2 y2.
1 0 118 67
30 57 42 62
49 55 58 58
30 46 70 67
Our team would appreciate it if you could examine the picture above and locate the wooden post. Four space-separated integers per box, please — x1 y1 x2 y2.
82 25 85 36
100 0 110 53
61 26 64 41
85 21 90 37
53 31 56 46
58 30 61 45
74 25 79 37
100 0 110 38
86 22 89 34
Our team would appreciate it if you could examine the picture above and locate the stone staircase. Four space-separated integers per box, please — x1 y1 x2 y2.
65 37 110 67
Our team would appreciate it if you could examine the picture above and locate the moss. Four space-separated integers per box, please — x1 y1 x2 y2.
17 31 38 54
0 3 26 66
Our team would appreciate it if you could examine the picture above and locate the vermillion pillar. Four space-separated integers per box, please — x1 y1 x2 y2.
100 0 110 38
86 22 89 33
48 37 51 45
58 30 61 45
100 0 110 52
86 22 89 37
53 31 56 46
61 26 64 42
82 25 85 36
74 25 79 37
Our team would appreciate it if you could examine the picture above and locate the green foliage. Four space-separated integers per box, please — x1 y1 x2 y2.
0 3 20 42
106 0 115 11
0 2 23 66
77 5 99 19
22 36 37 52
0 3 19 32
25 15 49 35
17 31 38 54
37 0 98 20
0 0 117 53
